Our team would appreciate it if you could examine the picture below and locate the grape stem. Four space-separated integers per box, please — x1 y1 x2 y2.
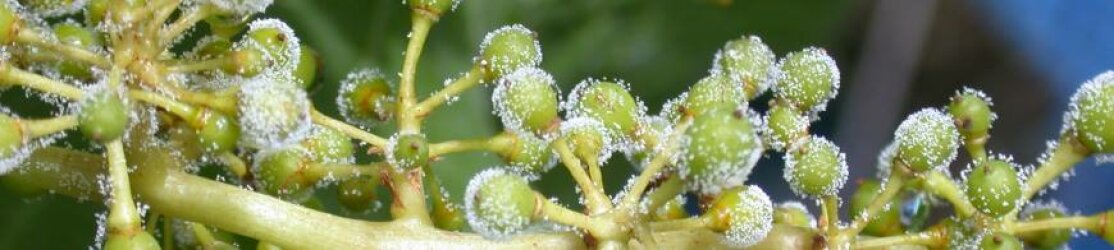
649 216 708 231
0 66 87 100
105 140 144 236
309 109 389 149
820 195 841 237
851 230 944 249
23 115 79 138
167 57 228 73
427 132 514 158
843 165 906 236
15 29 111 68
538 195 625 240
1019 135 1089 205
1006 215 1100 234
396 14 435 134
620 116 693 209
644 175 684 214
413 66 485 118
553 137 613 214
159 5 212 47
918 170 977 218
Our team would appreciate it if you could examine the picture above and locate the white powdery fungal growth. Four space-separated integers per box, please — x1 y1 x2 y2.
464 168 534 240
505 132 558 177
723 185 774 248
237 76 312 150
1020 200 1067 219
336 68 393 128
894 108 959 172
22 0 87 18
201 0 274 17
712 35 776 97
239 18 301 75
478 24 543 76
875 142 898 180
771 47 840 117
783 136 848 197
1067 71 1114 150
680 107 764 195
492 67 559 136
558 117 615 165
624 115 673 171
955 87 999 125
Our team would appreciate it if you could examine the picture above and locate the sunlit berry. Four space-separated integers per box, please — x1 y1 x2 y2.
478 24 541 79
464 168 538 240
894 108 959 172
492 67 559 136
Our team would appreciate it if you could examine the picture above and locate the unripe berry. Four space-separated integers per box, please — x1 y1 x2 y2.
0 114 25 162
301 126 353 164
237 77 312 149
681 106 763 195
193 109 240 153
337 69 394 127
714 35 776 100
850 179 903 236
0 1 19 44
77 92 127 142
387 133 429 171
565 79 643 138
772 47 840 114
337 175 378 212
221 48 265 77
293 44 319 89
407 0 460 16
103 231 160 250
651 196 688 221
948 88 995 142
464 168 538 240
52 22 102 79
478 24 541 79
1017 201 1070 249
85 0 107 25
773 201 814 228
964 157 1022 218
763 103 809 151
784 136 848 197
978 233 1023 250
1068 71 1114 153
498 132 555 175
558 117 613 166
705 185 774 248
255 147 313 196
894 108 959 172
683 73 744 117
492 67 559 136
244 19 300 70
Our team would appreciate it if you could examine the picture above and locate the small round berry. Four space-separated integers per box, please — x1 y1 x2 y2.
464 168 538 240
387 133 429 171
565 79 643 137
243 19 300 70
558 117 613 166
705 185 774 248
0 114 26 161
773 201 814 229
85 0 108 24
894 108 960 172
964 157 1022 218
103 231 160 250
978 233 1023 250
222 47 265 77
0 1 19 44
52 22 102 79
478 24 541 79
1068 71 1114 153
948 88 995 142
683 73 744 117
1017 201 1070 249
784 136 848 197
681 106 763 195
293 44 319 89
713 35 776 100
763 103 809 151
337 175 378 212
492 67 559 135
300 126 353 164
497 132 555 175
237 77 312 149
337 69 395 127
77 92 128 142
850 179 903 236
407 0 460 16
651 196 688 221
255 147 313 196
192 109 240 153
772 47 840 114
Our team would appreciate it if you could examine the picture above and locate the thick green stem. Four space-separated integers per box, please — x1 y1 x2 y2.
845 168 906 236
553 138 613 213
106 140 143 235
15 29 111 68
0 66 86 100
386 168 434 226
919 170 977 218
23 116 79 138
396 15 434 134
1022 135 1089 201
620 117 693 208
644 175 684 213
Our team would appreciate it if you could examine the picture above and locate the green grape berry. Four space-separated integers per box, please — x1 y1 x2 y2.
497 132 555 175
300 126 353 164
387 133 429 171
784 136 848 197
978 233 1023 250
681 106 763 195
492 67 560 135
1068 71 1114 153
772 47 840 114
651 196 688 221
763 103 809 151
293 44 319 89
0 114 26 162
237 77 313 149
77 92 127 142
566 79 643 138
464 168 538 240
948 88 995 143
407 0 460 16
850 179 904 236
84 0 107 25
244 19 300 70
337 175 379 212
222 47 265 77
52 22 102 79
1017 202 1071 249
558 117 612 167
773 201 814 228
337 69 394 127
714 35 776 100
683 73 744 117
255 147 313 196
894 108 959 173
192 109 240 153
478 24 541 79
705 185 774 248
0 1 20 44
103 231 160 250
964 157 1022 218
